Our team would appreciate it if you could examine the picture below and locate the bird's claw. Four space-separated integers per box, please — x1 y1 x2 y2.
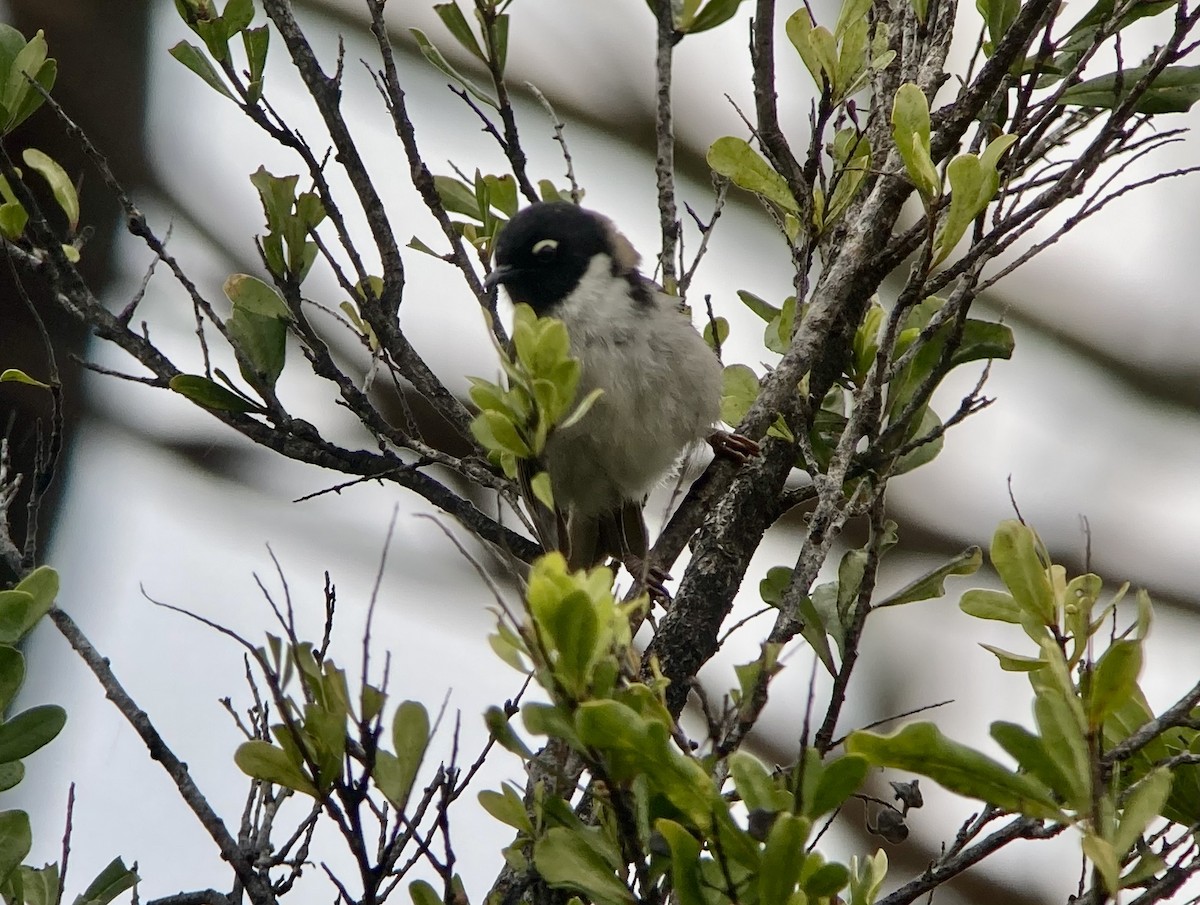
708 430 761 465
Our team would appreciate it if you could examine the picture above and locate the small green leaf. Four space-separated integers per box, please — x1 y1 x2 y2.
14 862 57 905
168 41 234 99
21 149 78 231
960 588 1022 623
533 827 635 905
224 273 291 319
1087 640 1142 728
559 388 604 432
808 754 869 818
410 28 498 108
786 10 825 87
0 645 24 712
933 154 983 265
0 809 31 886
1056 64 1200 114
689 0 749 32
655 820 706 905
376 700 429 811
707 137 799 212
990 520 1055 625
434 2 485 61
0 705 65 762
242 25 269 102
737 289 781 322
979 643 1045 671
530 471 555 511
989 721 1074 800
75 857 138 905
0 368 50 389
409 879 441 905
876 547 981 607
227 307 286 390
169 374 263 413
759 813 810 905
703 315 730 350
1083 832 1121 894
234 739 318 795
1113 767 1172 857
891 85 939 198
720 363 759 426
729 750 788 812
484 705 534 758
846 722 1062 819
479 782 535 833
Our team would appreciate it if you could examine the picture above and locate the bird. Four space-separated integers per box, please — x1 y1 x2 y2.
484 201 757 582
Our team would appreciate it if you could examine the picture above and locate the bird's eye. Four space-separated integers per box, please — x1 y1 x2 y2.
531 238 559 259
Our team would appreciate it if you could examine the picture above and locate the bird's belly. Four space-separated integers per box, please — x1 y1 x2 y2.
544 326 720 515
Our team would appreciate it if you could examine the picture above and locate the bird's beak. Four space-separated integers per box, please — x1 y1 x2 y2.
484 264 515 291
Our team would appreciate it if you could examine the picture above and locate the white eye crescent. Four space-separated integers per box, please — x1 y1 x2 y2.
532 238 559 256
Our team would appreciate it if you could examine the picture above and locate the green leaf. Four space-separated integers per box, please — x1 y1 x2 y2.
786 10 825 86
989 721 1074 800
222 0 255 36
410 28 498 108
960 588 1022 623
891 85 939 198
729 750 788 812
759 813 810 905
1 29 55 133
168 41 234 99
530 471 555 511
1087 640 1142 728
224 273 291 319
933 154 983 265
1083 832 1121 894
558 387 604 432
376 700 429 811
227 308 286 390
15 862 58 905
0 705 65 762
976 0 1019 45
876 547 981 607
720 364 760 426
169 374 263 413
479 782 534 834
979 643 1045 671
533 827 635 905
846 722 1062 819
703 316 730 350
808 754 869 817
707 137 799 212
242 25 269 103
0 200 28 238
654 820 706 905
737 289 781 323
0 368 49 389
75 858 138 905
434 2 485 61
1056 65 1200 114
0 762 21 793
408 880 441 905
0 592 34 644
689 0 749 32
233 739 318 795
21 149 77 231
989 520 1055 625
1113 767 1172 856
0 645 23 712
0 810 31 886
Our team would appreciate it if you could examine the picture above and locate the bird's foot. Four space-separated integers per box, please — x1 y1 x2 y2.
708 430 761 465
622 556 673 603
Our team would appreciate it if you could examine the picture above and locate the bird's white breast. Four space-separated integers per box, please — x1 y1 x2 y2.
545 255 723 515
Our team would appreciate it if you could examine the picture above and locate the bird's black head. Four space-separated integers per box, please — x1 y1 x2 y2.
486 202 637 314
